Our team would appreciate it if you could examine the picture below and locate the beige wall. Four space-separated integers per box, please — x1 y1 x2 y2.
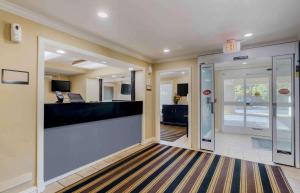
0 10 153 193
153 58 198 148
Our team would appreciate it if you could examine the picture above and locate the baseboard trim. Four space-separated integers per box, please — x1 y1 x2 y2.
0 173 32 193
19 186 37 193
45 143 140 185
142 137 158 145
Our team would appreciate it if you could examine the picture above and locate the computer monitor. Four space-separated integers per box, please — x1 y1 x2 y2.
67 93 85 103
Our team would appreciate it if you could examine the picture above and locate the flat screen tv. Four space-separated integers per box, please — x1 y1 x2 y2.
177 83 188 96
121 84 131 95
51 80 71 92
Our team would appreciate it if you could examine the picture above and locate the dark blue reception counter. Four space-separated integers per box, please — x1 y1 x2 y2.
44 101 143 181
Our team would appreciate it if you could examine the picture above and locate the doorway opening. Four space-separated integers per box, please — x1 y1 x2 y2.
200 53 296 166
157 69 191 148
215 58 273 163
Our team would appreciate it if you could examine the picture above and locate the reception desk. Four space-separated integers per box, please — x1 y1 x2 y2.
44 101 143 181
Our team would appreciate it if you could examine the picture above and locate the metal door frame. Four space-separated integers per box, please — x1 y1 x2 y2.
200 63 215 151
272 54 295 166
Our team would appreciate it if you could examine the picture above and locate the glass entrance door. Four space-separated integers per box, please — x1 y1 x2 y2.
272 55 295 166
245 76 271 136
200 64 215 151
222 74 271 136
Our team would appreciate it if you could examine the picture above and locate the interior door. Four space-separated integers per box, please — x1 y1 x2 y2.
200 63 215 151
272 55 295 166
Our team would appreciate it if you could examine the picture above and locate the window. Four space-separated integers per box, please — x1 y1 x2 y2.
160 83 173 112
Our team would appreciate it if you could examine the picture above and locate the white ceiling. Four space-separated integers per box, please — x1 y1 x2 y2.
160 69 189 79
44 44 141 75
6 0 300 62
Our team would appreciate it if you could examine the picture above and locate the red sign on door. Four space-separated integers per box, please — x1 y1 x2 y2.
203 89 211 95
278 88 290 95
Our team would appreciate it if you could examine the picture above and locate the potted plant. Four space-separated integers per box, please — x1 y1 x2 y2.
173 94 181 104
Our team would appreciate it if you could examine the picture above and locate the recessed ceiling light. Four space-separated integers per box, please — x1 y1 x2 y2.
128 67 134 71
97 12 109 18
163 49 170 53
242 62 247 65
73 61 107 69
181 71 185 74
44 51 60 60
244 33 253 38
101 61 107 64
56 49 65 54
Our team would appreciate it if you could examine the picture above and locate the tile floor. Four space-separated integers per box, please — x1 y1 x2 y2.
160 135 189 149
43 141 300 193
215 132 273 164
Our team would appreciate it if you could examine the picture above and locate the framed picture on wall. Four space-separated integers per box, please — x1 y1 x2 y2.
1 69 29 85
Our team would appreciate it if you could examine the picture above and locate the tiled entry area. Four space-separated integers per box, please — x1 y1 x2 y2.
215 132 273 164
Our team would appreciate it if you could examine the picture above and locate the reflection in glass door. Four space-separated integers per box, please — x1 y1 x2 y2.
200 64 215 151
272 55 295 166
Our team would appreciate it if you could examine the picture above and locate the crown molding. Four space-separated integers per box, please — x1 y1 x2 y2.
0 0 152 63
153 54 198 64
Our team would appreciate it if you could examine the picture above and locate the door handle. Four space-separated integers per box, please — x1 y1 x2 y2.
210 102 214 114
272 103 277 116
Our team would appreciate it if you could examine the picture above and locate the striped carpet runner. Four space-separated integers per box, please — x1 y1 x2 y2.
160 125 187 142
58 144 293 193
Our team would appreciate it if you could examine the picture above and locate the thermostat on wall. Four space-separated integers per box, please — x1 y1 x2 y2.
11 23 22 43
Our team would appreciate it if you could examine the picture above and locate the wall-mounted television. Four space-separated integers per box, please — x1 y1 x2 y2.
177 83 188 96
51 80 71 92
121 84 131 95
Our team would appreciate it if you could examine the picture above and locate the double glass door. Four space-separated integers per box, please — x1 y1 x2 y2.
222 74 271 137
200 54 295 166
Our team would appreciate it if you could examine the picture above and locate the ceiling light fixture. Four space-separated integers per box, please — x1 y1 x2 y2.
73 61 107 69
44 51 60 60
244 33 253 38
56 49 65 54
128 67 134 71
181 71 185 74
97 12 109 18
163 49 170 53
242 62 247 65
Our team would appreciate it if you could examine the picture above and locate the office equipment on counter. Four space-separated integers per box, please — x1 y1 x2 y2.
68 93 85 103
55 91 64 103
